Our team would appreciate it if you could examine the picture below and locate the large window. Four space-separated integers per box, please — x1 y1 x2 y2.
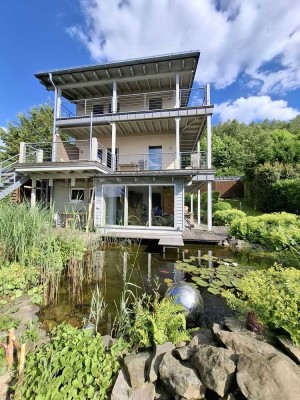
152 186 174 227
102 184 174 228
103 185 125 225
128 186 149 226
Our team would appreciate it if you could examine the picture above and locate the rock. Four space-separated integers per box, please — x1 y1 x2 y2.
0 373 11 400
191 345 237 397
165 282 204 326
214 328 292 362
277 336 300 364
173 346 194 361
159 351 206 399
148 342 175 382
212 323 224 336
102 334 113 349
128 382 155 400
236 353 300 400
223 317 247 333
175 341 187 348
123 352 152 388
189 328 216 348
155 382 172 399
220 394 236 400
111 367 131 400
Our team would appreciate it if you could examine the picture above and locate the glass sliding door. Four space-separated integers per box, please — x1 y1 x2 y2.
127 186 149 226
152 186 174 227
148 146 162 170
103 185 125 225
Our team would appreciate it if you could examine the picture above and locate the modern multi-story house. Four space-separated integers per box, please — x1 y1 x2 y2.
2 51 214 242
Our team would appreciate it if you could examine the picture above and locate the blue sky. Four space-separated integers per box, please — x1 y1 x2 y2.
1 0 299 131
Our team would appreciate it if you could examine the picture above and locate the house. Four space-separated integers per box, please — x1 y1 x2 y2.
4 51 214 241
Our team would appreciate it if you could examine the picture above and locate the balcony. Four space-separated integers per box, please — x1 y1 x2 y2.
60 87 207 118
18 141 208 172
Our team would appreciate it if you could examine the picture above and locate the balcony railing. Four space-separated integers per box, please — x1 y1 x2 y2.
60 87 206 118
19 140 112 169
116 151 207 171
19 142 207 172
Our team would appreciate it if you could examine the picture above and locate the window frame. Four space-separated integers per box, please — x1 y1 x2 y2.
69 188 85 203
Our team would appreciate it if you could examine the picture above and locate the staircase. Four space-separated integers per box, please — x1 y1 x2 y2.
0 155 29 200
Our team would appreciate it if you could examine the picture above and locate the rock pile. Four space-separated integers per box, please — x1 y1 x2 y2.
111 317 300 400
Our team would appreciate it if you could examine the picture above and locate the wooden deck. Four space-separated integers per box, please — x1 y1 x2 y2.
94 225 228 245
183 224 228 243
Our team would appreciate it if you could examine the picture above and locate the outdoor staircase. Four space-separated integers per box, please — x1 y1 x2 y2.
0 155 29 200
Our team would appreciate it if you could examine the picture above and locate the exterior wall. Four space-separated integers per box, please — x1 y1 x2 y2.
100 134 176 170
52 179 93 214
94 177 185 231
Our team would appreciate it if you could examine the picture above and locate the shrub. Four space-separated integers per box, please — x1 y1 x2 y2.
271 179 300 214
213 209 246 226
201 191 220 211
230 212 300 250
223 265 300 345
213 201 232 213
16 324 128 400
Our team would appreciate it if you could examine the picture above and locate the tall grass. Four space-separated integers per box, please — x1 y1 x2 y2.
0 201 87 305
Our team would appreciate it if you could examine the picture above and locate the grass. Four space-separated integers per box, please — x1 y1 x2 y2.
225 198 263 217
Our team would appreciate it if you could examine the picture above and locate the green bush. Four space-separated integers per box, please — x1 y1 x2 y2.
213 201 232 213
271 179 300 213
230 212 300 250
223 265 300 345
213 209 246 226
16 324 128 400
201 191 220 211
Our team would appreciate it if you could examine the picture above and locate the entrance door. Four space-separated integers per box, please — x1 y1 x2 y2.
148 146 162 170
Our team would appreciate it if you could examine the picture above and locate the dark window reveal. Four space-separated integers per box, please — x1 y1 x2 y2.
93 104 104 115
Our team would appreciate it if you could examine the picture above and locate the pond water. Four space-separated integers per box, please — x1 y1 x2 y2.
40 244 236 334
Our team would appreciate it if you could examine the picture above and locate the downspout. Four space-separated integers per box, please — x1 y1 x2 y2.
48 73 58 144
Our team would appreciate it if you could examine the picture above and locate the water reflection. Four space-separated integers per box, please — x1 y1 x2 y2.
40 244 234 332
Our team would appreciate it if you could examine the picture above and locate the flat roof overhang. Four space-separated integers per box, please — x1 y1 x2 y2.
15 161 110 176
35 51 200 99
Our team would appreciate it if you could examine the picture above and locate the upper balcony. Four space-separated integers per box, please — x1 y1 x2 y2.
60 87 207 119
16 139 208 176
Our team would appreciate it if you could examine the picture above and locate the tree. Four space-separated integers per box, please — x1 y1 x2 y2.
0 104 53 160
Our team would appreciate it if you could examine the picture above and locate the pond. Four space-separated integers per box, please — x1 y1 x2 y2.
40 243 237 333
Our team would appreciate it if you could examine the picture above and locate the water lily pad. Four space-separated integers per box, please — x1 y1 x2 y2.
191 277 209 287
207 287 222 295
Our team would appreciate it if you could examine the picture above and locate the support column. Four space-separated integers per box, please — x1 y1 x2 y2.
175 117 180 169
197 188 201 225
207 181 212 231
31 178 36 208
112 81 117 113
111 122 116 171
190 193 194 226
206 84 212 169
175 73 180 108
89 112 93 160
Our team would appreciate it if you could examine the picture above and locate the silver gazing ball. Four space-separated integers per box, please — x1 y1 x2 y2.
165 281 204 327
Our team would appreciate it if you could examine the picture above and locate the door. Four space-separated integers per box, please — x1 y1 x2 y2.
148 146 162 170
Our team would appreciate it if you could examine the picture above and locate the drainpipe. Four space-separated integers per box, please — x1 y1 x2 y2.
48 73 58 145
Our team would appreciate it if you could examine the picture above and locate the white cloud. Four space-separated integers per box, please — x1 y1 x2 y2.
214 96 299 123
68 0 300 93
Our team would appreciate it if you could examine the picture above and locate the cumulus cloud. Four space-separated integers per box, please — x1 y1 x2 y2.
68 0 300 93
214 96 299 123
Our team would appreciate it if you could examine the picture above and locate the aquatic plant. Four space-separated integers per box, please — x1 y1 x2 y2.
84 285 107 332
175 255 250 295
223 265 300 345
16 324 128 400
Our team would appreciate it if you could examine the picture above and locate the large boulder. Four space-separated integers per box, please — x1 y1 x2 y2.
189 328 217 348
214 327 292 362
111 367 131 400
277 336 300 364
191 345 237 397
236 353 300 400
148 342 174 382
123 352 152 388
128 382 155 400
159 351 206 399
